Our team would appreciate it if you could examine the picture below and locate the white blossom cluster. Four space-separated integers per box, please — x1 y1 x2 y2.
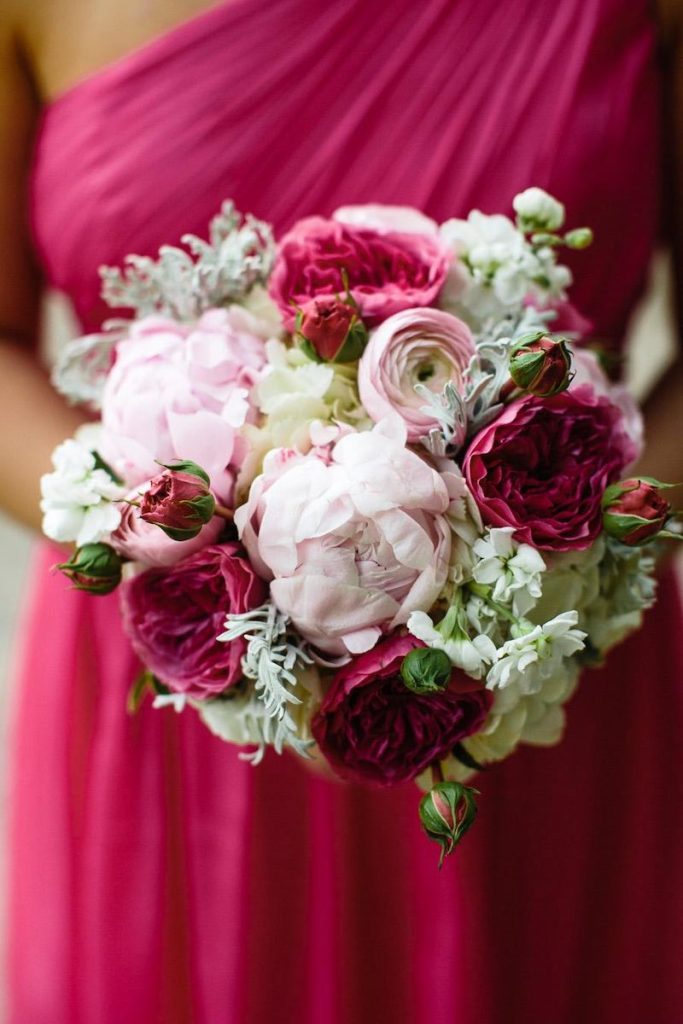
40 437 125 547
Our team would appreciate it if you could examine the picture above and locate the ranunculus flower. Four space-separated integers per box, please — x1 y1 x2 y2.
311 634 491 785
120 543 267 697
358 308 474 442
269 216 451 331
464 385 637 551
235 417 452 657
100 308 268 501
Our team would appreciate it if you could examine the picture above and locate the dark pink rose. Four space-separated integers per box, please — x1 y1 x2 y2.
120 543 267 697
269 216 451 330
311 635 491 786
464 384 637 551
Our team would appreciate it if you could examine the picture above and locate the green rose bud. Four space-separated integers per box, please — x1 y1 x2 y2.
509 331 573 397
57 542 123 595
419 781 479 867
401 647 452 694
564 227 593 250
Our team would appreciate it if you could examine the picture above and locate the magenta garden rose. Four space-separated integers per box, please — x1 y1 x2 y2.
311 635 492 786
235 417 452 657
358 307 475 442
120 543 267 697
268 215 451 331
463 384 638 551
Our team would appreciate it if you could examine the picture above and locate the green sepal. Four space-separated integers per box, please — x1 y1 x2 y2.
603 512 659 538
127 670 155 714
157 460 211 486
332 319 369 363
451 742 486 773
92 450 124 485
401 647 452 694
298 337 323 363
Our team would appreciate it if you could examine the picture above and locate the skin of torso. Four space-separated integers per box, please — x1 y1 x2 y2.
21 0 223 102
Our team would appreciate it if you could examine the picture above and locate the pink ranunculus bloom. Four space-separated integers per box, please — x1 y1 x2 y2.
235 417 452 657
311 634 492 786
268 216 451 332
111 481 223 568
120 543 267 697
100 308 268 502
358 308 475 442
463 385 638 551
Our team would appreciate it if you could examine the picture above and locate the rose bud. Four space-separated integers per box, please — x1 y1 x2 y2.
508 331 573 397
140 461 216 541
419 781 479 867
401 647 452 694
57 542 123 595
296 295 369 363
602 477 675 546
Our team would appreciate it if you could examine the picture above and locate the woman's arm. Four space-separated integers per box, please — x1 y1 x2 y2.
636 1 683 486
0 6 85 531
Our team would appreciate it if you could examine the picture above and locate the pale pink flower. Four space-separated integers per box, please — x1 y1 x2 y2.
358 308 474 442
235 417 452 657
332 204 438 236
100 309 268 501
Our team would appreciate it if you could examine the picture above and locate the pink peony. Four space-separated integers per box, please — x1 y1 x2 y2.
358 308 474 442
235 417 452 657
100 308 268 501
120 543 267 697
268 216 451 331
311 634 492 786
464 385 637 551
111 480 223 568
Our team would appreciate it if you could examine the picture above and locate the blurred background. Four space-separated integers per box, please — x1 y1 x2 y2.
0 255 678 1020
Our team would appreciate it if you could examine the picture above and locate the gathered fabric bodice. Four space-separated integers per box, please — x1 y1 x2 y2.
30 0 660 344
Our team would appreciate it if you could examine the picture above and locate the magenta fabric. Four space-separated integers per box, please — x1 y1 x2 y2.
8 1 683 1020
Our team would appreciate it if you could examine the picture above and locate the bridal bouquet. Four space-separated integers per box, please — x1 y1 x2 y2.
41 189 679 864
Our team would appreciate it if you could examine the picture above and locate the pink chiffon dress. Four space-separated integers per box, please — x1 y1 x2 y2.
8 1 683 1020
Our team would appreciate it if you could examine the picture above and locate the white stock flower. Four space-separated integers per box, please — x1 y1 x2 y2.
512 187 565 232
40 438 126 546
472 527 546 616
407 610 497 680
486 610 586 695
439 209 572 323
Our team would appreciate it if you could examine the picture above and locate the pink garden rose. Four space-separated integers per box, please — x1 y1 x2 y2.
235 417 452 657
464 385 637 551
120 543 267 697
101 308 268 502
311 634 492 786
358 308 474 442
111 480 223 568
269 216 451 331
570 347 643 457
